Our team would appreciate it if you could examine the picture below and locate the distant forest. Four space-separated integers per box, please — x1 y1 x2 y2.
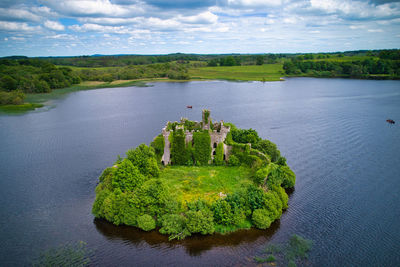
0 49 399 105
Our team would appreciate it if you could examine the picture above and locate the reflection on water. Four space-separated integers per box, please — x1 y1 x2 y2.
94 218 280 257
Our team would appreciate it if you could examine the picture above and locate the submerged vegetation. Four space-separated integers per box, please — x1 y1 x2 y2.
254 234 313 266
33 241 92 267
92 112 296 240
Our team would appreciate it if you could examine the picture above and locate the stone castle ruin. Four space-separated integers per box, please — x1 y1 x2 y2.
161 110 231 165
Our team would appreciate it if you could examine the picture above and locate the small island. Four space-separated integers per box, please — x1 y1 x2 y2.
92 110 295 240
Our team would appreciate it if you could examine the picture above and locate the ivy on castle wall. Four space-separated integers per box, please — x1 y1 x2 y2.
214 142 224 166
151 134 165 162
193 130 211 165
170 128 189 165
203 109 210 124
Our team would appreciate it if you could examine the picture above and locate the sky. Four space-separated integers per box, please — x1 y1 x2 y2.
0 0 399 57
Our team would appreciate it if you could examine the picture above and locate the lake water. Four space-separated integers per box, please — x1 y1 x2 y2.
1 78 399 266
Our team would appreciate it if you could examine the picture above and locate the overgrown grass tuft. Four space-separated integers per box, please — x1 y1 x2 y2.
0 103 43 113
159 166 253 203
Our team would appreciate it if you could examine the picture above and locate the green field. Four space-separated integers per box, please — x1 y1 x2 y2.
159 166 253 204
189 64 284 81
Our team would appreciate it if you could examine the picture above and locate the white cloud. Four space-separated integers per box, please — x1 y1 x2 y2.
44 20 65 31
45 0 144 17
0 8 41 22
227 0 283 7
178 11 218 24
45 34 76 40
69 23 130 34
367 29 383 32
10 36 25 41
0 21 39 31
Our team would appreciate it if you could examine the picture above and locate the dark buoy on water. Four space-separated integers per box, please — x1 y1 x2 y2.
386 119 395 124
186 105 193 109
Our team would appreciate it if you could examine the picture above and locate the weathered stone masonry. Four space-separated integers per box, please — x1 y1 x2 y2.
161 110 231 165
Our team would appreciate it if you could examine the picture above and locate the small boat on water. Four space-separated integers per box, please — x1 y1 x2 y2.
386 119 395 124
187 105 193 109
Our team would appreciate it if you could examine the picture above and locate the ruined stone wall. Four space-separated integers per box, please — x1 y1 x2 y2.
161 127 171 165
160 112 231 165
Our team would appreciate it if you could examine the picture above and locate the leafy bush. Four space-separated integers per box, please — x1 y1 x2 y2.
0 90 25 105
137 214 156 231
159 214 190 240
231 128 261 146
252 209 272 229
212 199 233 225
280 166 296 188
254 139 281 162
112 159 145 191
126 144 160 177
228 155 240 166
186 209 215 235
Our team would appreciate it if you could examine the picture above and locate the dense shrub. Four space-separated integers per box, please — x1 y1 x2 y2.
112 159 145 192
254 140 281 162
0 90 25 105
137 214 156 231
280 166 296 188
228 155 240 166
159 214 189 239
126 144 160 177
252 209 272 229
186 209 215 235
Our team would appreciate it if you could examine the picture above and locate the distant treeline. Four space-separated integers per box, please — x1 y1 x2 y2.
283 50 400 78
0 58 190 104
1 49 399 104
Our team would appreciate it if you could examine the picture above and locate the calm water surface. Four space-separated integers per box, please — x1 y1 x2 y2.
0 78 400 266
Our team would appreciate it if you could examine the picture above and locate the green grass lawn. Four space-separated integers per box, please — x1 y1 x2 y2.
189 64 284 81
159 166 253 204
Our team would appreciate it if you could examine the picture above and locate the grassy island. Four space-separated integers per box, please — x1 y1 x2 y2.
92 110 295 239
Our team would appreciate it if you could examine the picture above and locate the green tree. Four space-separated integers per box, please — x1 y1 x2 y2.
256 55 264 65
159 214 189 240
112 159 145 191
252 209 272 229
137 214 156 231
0 75 17 91
186 209 215 235
254 139 281 162
126 144 160 177
280 166 296 188
212 199 233 225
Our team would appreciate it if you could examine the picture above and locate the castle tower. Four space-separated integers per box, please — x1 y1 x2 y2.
202 109 211 130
